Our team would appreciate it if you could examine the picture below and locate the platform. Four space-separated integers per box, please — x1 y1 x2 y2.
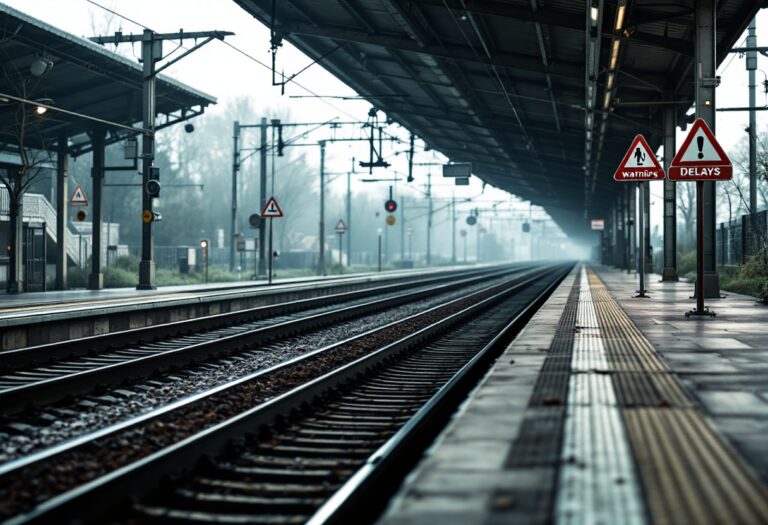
0 265 492 350
379 264 768 524
0 265 486 323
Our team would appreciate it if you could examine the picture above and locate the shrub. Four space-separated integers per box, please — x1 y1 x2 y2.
104 267 138 288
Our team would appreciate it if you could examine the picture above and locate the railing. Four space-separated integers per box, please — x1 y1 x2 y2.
0 189 81 266
716 210 767 266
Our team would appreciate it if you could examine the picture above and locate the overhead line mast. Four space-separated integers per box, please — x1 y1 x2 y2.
89 29 233 290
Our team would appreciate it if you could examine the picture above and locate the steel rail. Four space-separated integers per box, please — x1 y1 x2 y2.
309 264 571 524
0 265 547 481
0 265 508 371
0 266 524 415
1 264 565 525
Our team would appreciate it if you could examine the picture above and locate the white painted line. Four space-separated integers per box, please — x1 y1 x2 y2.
555 266 646 524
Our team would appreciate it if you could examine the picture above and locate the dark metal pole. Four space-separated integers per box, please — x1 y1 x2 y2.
268 218 273 285
636 182 648 297
662 105 679 281
426 172 432 265
696 0 720 301
627 184 636 273
338 232 343 270
258 118 267 277
696 180 705 312
400 195 405 262
89 128 105 290
378 230 382 272
748 18 758 214
476 223 480 263
643 179 651 273
451 193 456 264
56 132 68 290
138 29 158 290
346 170 352 266
230 121 240 272
319 141 326 275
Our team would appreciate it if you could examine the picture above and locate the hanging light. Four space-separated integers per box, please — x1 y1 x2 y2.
30 57 53 77
33 98 53 116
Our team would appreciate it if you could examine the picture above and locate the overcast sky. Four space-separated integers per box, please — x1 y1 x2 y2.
4 0 767 247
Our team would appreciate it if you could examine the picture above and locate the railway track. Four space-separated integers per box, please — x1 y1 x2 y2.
0 265 522 415
0 262 572 525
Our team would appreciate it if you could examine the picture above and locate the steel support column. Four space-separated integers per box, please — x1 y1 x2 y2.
88 128 106 290
747 18 757 214
137 30 159 290
318 140 327 275
346 170 352 267
643 181 652 273
662 106 679 281
230 121 240 272
627 184 636 272
695 0 720 297
616 192 625 268
258 118 268 277
55 133 68 290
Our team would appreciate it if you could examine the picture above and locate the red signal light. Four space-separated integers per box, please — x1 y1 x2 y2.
385 199 397 212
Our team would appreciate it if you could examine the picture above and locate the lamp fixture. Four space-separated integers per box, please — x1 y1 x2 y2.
30 57 53 77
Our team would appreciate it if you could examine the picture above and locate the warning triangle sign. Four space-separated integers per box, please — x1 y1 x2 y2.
261 196 284 218
69 185 89 205
669 118 732 181
613 134 665 181
334 219 347 233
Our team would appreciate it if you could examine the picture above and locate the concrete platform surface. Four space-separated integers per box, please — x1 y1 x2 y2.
0 264 485 322
378 264 768 525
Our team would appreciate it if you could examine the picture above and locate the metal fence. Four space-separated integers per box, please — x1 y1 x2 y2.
716 210 767 266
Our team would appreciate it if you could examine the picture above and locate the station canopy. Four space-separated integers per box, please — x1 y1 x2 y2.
234 0 761 239
0 4 215 159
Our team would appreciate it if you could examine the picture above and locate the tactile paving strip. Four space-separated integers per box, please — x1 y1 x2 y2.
588 272 690 408
505 273 580 468
588 270 768 525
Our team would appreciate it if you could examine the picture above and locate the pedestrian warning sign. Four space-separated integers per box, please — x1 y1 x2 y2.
69 185 89 205
261 196 284 218
613 134 665 181
668 118 732 181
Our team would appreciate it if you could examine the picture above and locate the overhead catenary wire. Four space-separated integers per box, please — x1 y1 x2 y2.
82 0 434 162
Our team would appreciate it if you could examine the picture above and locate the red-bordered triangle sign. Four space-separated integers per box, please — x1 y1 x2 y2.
261 196 284 218
668 118 732 181
613 134 665 181
69 185 89 205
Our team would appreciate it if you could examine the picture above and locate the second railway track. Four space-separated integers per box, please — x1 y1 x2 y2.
0 265 524 415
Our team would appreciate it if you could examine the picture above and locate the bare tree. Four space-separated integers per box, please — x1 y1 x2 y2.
0 63 54 293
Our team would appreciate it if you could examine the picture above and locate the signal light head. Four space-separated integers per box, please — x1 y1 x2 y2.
384 199 397 213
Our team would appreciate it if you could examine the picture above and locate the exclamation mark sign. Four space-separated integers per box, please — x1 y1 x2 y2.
697 136 704 159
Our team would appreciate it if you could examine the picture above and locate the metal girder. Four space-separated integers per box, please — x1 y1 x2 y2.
416 0 582 29
281 22 585 79
417 0 694 56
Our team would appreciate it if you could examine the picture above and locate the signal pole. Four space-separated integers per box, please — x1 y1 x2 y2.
427 172 433 265
90 29 233 290
451 193 456 264
230 121 240 272
319 140 327 275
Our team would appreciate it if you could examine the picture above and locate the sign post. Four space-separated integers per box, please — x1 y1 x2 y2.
334 219 347 270
668 118 732 316
407 226 414 260
613 134 665 298
261 196 284 285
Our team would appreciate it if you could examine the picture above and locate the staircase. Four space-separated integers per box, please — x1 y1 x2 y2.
0 189 81 266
